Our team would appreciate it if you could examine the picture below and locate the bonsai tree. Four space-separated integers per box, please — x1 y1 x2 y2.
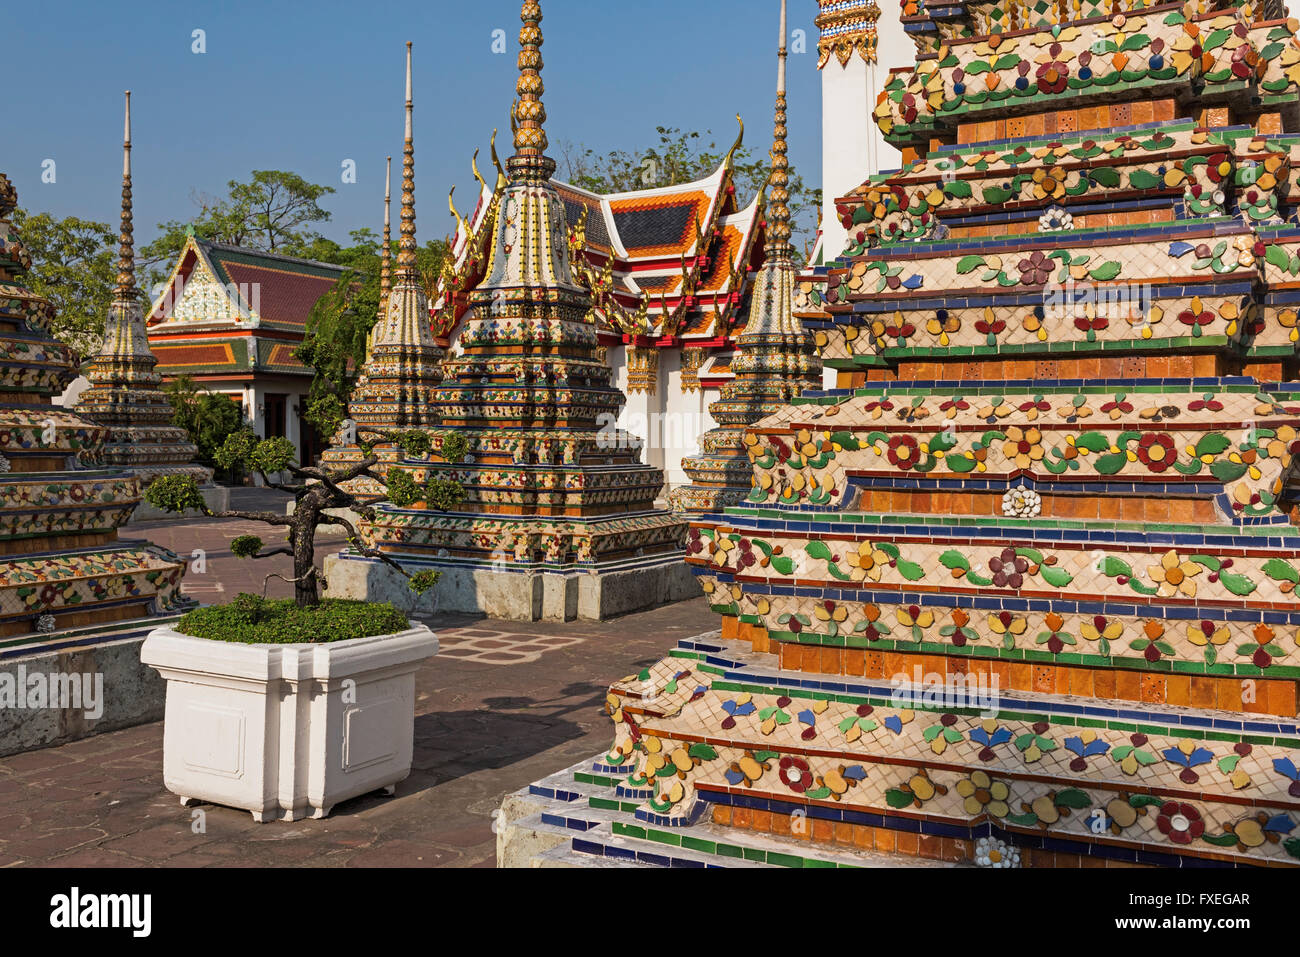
146 427 469 608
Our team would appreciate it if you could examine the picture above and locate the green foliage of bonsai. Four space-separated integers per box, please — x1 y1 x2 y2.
230 535 264 559
146 474 209 514
441 432 470 465
143 426 466 618
425 478 466 512
177 594 409 644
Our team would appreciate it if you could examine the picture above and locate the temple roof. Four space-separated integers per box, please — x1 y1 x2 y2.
148 237 347 334
434 157 766 346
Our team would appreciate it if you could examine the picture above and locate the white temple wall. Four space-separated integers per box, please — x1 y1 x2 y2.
657 349 692 490
818 3 911 261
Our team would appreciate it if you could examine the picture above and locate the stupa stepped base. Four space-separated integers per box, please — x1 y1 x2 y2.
497 753 965 868
323 549 699 622
358 506 686 566
0 605 189 756
0 542 190 638
574 631 1300 868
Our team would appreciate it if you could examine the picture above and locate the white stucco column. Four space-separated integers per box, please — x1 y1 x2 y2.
817 0 910 261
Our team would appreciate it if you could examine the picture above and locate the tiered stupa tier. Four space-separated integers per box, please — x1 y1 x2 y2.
329 1 689 620
320 44 444 492
671 0 822 514
566 0 1300 867
0 171 188 646
75 93 212 489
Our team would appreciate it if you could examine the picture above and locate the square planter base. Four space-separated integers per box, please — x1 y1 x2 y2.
141 624 438 822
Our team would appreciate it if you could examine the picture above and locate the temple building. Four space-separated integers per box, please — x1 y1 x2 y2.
145 235 348 467
504 0 1300 868
0 166 190 755
326 5 695 621
74 93 224 519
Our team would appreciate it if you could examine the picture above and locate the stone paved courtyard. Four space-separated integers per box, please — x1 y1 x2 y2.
0 497 713 867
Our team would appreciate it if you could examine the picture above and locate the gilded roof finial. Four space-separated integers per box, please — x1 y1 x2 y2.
380 155 392 310
723 115 745 172
489 129 507 185
397 42 418 276
509 1 556 182
116 90 135 298
766 0 793 259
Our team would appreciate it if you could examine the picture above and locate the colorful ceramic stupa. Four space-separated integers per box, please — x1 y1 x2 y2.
504 0 1300 867
326 1 693 621
671 0 823 515
320 44 445 494
0 162 190 752
75 93 217 510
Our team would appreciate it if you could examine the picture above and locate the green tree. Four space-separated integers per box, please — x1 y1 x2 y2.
556 126 817 257
11 208 118 357
163 374 249 472
146 430 468 607
140 170 336 291
294 235 449 439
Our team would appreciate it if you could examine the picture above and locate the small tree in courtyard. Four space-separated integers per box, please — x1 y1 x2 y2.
145 428 469 608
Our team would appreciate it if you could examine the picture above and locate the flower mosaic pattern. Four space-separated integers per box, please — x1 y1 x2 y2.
603 657 1300 865
742 389 1297 519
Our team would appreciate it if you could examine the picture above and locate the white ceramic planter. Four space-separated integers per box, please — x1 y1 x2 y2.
140 624 438 822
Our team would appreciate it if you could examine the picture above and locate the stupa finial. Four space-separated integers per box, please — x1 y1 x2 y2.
397 42 417 276
116 90 135 297
766 0 793 258
509 1 556 182
380 155 393 310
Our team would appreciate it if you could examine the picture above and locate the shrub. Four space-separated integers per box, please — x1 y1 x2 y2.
176 594 409 644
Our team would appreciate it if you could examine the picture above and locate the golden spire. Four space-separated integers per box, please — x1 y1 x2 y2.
380 155 392 309
397 42 417 276
766 0 793 259
116 90 136 298
509 1 556 182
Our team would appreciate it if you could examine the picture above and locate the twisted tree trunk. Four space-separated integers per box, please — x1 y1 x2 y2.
290 494 323 607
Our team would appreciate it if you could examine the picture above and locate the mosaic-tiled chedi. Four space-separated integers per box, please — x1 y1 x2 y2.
352 1 684 570
0 172 187 643
670 1 822 515
320 45 444 492
602 1 1300 866
76 93 211 489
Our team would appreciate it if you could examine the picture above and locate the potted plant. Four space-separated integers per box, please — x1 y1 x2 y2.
140 428 465 822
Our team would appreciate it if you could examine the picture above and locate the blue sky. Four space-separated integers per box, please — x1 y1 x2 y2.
4 0 825 250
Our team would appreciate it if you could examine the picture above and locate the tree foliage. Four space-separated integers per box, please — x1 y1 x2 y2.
10 208 118 358
163 375 249 467
293 234 449 440
140 170 336 293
